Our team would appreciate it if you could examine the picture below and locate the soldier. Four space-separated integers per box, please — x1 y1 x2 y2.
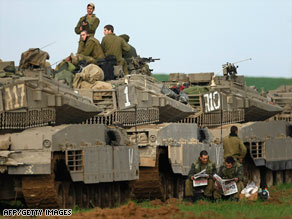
67 30 104 65
74 3 100 37
223 126 247 163
101 25 130 75
185 150 216 202
119 34 137 59
213 156 244 201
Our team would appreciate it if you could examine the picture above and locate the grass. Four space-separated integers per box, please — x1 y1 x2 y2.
153 74 292 92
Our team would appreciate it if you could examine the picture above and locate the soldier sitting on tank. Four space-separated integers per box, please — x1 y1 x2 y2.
119 34 137 59
185 150 216 202
66 30 105 66
223 126 247 163
213 156 244 201
101 25 130 76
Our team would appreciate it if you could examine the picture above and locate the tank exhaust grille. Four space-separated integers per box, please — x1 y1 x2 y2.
66 150 84 172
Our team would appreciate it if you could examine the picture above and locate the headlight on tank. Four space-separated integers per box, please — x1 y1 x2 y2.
43 139 52 148
150 135 156 142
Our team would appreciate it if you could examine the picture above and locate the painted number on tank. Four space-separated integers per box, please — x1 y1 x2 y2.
124 86 131 107
203 91 221 113
129 148 134 170
4 84 26 111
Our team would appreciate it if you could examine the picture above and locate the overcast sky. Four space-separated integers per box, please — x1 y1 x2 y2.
0 0 291 78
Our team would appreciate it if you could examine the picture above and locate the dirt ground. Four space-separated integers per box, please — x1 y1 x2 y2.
64 198 199 219
38 187 291 219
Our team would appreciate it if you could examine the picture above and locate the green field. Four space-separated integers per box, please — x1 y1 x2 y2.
71 182 292 218
153 74 292 92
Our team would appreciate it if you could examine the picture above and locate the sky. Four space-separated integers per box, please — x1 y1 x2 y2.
0 0 291 78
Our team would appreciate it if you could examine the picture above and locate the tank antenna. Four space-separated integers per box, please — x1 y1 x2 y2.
40 41 57 50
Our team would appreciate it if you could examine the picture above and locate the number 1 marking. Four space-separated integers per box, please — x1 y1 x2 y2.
124 86 131 107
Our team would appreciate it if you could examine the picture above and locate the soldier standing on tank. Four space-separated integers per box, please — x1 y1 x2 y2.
213 156 244 201
223 126 247 163
75 3 100 37
101 25 130 75
185 150 216 202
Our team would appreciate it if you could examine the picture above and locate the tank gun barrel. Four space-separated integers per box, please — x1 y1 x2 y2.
233 58 252 65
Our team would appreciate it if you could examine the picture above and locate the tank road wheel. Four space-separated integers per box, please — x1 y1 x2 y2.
174 176 185 201
112 183 121 207
285 170 292 183
65 182 76 209
251 167 261 187
159 174 167 201
93 185 101 207
120 181 131 204
265 169 274 187
56 182 66 208
100 183 111 208
75 183 89 208
275 171 284 185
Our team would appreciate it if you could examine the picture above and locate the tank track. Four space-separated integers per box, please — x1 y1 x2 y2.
133 148 185 201
21 154 132 209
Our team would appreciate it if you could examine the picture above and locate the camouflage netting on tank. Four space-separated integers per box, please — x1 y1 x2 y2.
0 108 56 129
84 108 159 126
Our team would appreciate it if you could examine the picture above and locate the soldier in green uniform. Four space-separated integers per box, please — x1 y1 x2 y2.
213 156 244 201
74 3 100 37
119 34 137 59
101 25 130 75
75 30 105 64
185 150 217 201
223 126 247 163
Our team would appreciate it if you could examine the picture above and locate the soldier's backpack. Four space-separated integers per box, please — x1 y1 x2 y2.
98 55 117 81
19 48 49 70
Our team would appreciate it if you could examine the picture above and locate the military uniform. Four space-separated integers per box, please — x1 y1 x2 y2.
74 14 100 37
119 34 137 59
185 158 216 198
101 33 130 75
223 135 247 160
213 162 244 200
76 37 105 64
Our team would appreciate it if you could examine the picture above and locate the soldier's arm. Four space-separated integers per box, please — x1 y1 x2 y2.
236 165 244 181
77 41 82 54
80 40 95 56
211 163 217 176
88 17 100 35
121 39 130 52
239 139 247 160
74 17 83 35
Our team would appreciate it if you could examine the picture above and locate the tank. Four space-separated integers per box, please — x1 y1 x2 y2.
80 72 224 200
163 62 292 188
0 54 140 209
267 85 292 122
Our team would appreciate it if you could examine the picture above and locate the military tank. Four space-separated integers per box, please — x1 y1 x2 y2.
267 85 292 122
79 69 224 200
0 51 140 209
163 62 292 188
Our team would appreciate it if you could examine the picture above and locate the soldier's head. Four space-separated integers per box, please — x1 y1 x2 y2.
199 150 209 164
230 126 238 136
87 3 95 15
104 25 114 35
119 34 130 43
225 156 235 169
80 30 89 41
